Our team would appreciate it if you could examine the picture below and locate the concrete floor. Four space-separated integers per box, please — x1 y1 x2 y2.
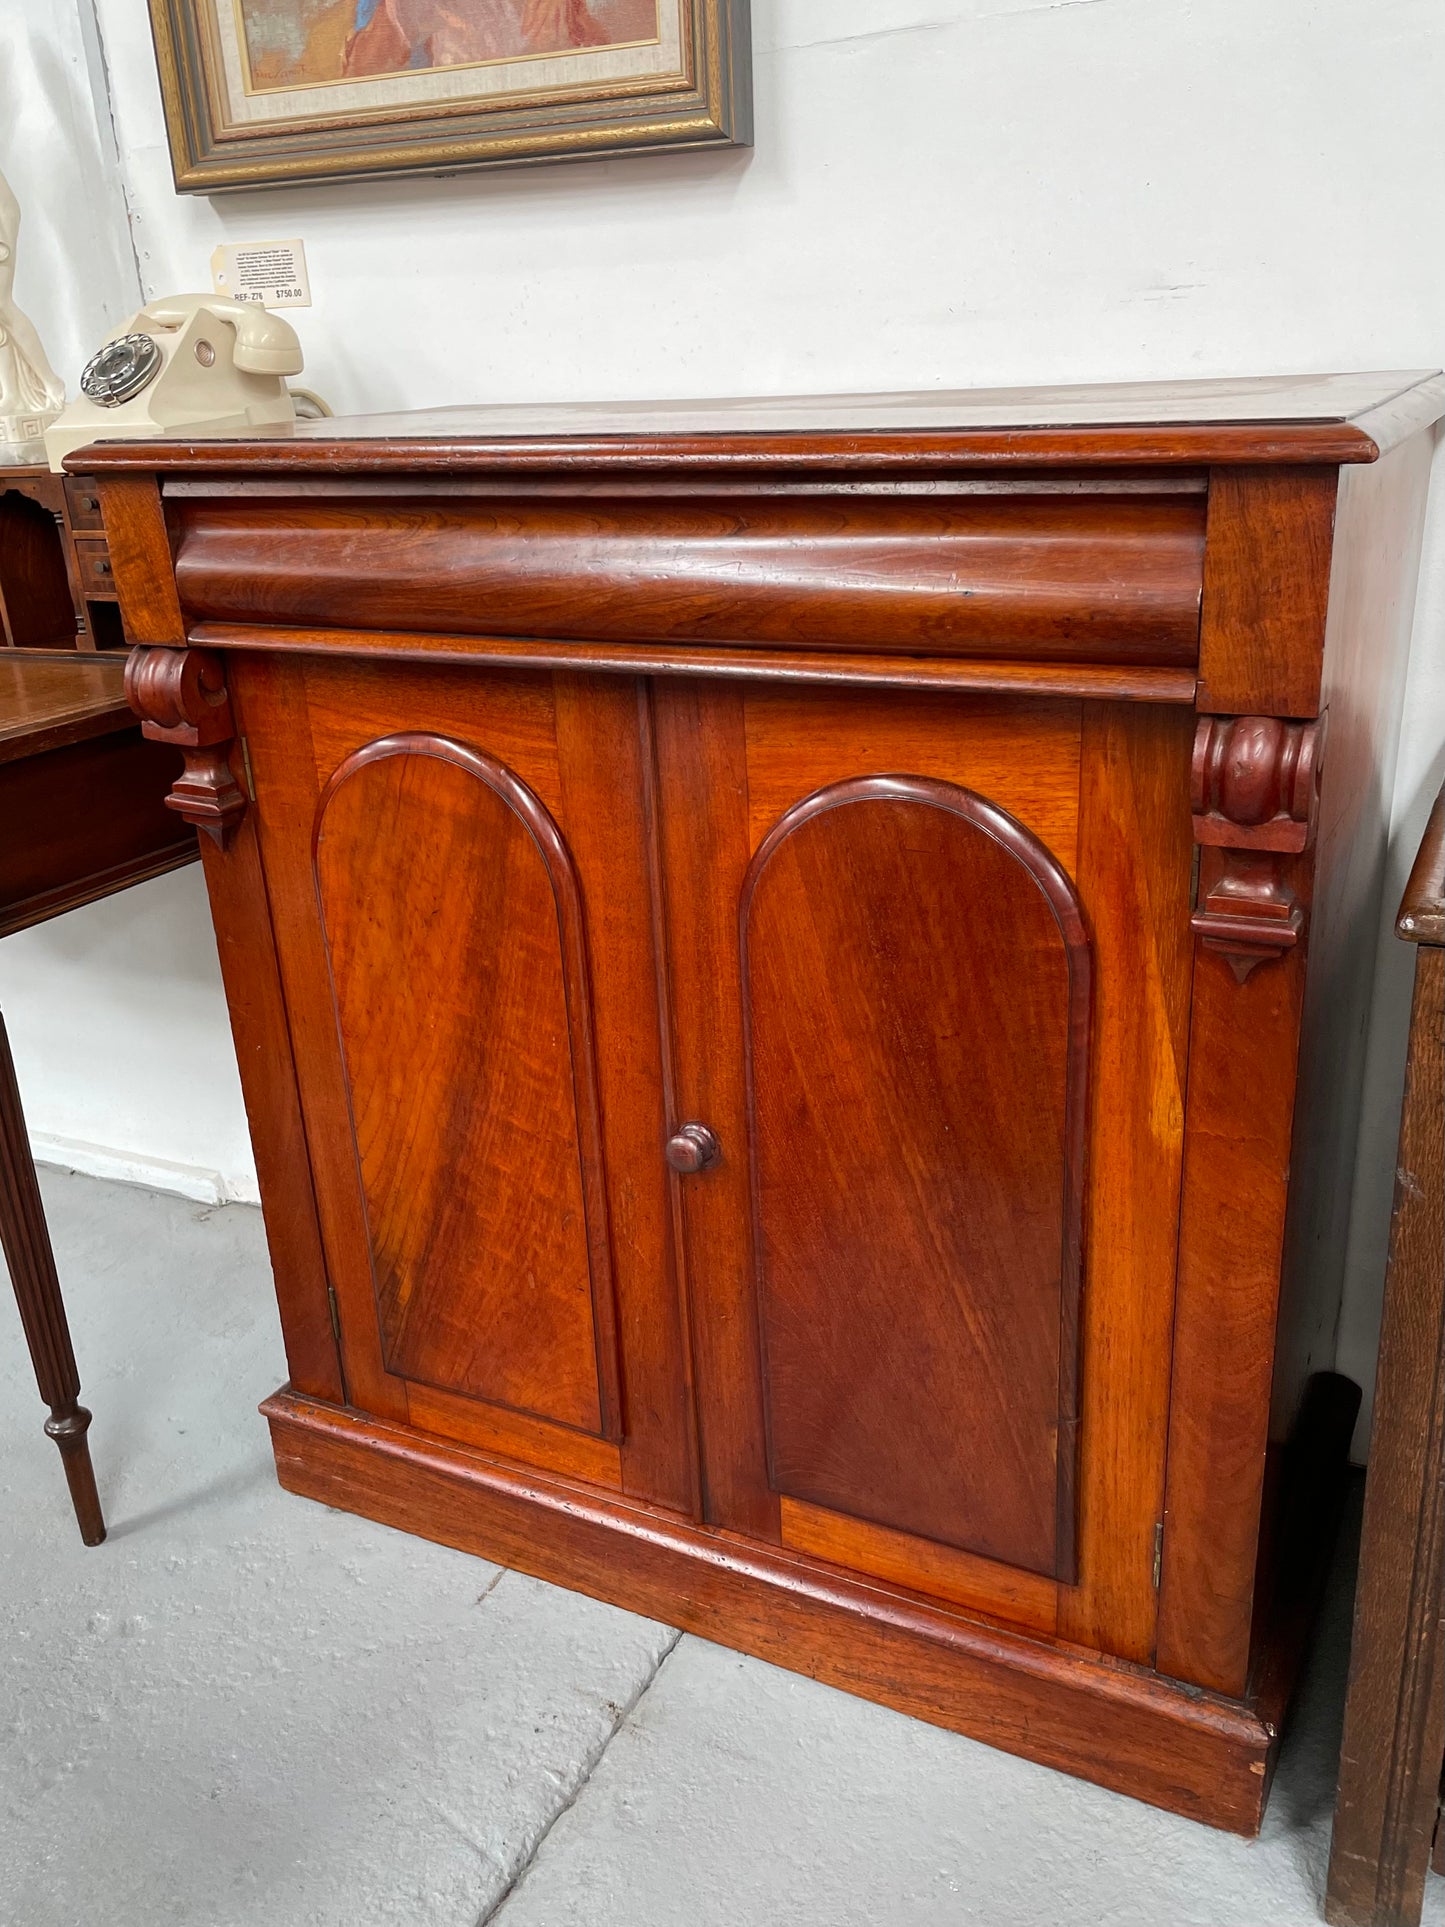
2 1172 1442 1927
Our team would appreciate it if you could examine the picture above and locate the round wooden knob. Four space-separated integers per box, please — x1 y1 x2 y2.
665 1124 721 1174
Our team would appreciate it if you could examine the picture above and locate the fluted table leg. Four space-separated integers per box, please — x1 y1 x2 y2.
0 1008 104 1545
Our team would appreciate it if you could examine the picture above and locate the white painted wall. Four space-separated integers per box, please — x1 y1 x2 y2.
0 0 258 1203
4 0 1443 1436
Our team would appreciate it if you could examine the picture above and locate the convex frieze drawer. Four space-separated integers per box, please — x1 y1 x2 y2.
165 486 1207 665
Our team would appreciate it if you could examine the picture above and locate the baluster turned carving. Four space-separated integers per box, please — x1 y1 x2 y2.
125 647 247 847
1190 714 1324 982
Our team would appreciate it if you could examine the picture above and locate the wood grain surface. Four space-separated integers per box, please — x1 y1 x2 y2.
1157 915 1310 1698
1056 702 1196 1664
652 678 778 1538
73 369 1445 476
189 772 343 1407
0 656 129 759
741 776 1089 1581
314 733 617 1438
233 653 698 1499
0 488 77 649
778 1495 1060 1635
0 1011 104 1543
95 476 184 647
1197 468 1339 716
170 493 1205 666
0 656 194 939
188 621 1199 705
1327 930 1445 1927
1398 783 1445 945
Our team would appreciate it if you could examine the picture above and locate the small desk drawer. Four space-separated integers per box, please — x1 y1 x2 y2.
73 538 117 600
64 477 105 532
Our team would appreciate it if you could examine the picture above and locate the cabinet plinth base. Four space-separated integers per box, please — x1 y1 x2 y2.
263 1387 1283 1836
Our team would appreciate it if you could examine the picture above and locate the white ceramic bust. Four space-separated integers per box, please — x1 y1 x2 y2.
0 169 64 463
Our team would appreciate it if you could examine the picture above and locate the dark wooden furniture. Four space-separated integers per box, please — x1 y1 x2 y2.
87 371 1443 1832
1327 782 1445 1926
0 464 127 653
0 655 194 1541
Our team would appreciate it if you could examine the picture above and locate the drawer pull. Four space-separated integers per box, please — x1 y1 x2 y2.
93 558 112 576
665 1124 720 1174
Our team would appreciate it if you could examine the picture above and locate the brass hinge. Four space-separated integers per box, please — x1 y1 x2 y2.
1152 1520 1165 1591
326 1281 342 1350
239 736 257 803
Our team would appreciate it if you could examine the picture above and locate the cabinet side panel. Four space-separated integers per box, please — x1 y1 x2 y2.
1160 438 1434 1694
1272 434 1436 1442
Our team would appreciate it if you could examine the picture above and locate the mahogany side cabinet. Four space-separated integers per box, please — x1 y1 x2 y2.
82 373 1445 1834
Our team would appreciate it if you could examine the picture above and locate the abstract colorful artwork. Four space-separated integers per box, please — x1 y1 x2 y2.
238 0 662 91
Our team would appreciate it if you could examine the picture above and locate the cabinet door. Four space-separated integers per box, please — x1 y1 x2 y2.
654 681 1195 1659
233 652 694 1512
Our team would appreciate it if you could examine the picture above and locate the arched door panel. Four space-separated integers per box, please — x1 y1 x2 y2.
742 777 1090 1581
314 731 619 1439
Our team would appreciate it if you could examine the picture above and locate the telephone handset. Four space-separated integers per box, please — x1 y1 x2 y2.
45 293 324 470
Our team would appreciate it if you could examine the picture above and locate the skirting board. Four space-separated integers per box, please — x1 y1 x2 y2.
34 1132 261 1207
263 1387 1283 1836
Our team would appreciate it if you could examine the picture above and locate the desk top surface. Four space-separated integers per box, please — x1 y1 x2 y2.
0 657 132 767
73 371 1445 479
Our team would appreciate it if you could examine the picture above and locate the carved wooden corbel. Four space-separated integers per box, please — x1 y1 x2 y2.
1190 714 1323 982
125 646 247 848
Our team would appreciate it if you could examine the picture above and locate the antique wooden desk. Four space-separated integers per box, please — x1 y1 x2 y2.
0 656 194 1541
1328 781 1445 1926
85 373 1442 1831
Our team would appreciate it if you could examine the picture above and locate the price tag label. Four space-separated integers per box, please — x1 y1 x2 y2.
210 239 311 309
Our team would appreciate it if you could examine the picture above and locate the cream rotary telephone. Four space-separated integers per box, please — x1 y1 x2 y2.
45 293 326 470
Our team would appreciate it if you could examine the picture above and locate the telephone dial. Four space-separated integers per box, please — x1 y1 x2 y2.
45 293 326 470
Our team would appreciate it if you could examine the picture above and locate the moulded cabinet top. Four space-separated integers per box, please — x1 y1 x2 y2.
70 370 1445 478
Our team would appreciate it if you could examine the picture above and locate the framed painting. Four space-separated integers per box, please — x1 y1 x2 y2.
147 0 752 191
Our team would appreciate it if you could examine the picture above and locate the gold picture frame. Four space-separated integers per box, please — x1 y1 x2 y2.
147 0 752 192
